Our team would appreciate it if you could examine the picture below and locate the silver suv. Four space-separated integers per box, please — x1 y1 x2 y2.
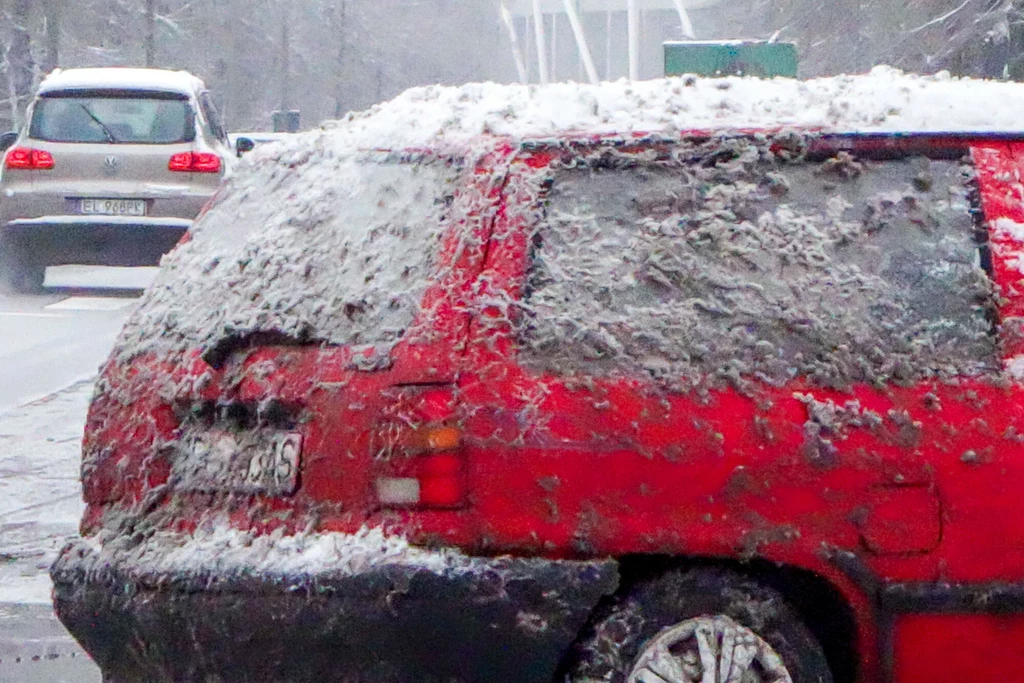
0 67 236 293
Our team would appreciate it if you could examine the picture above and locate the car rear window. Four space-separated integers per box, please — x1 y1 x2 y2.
116 147 458 361
517 139 997 390
30 95 194 144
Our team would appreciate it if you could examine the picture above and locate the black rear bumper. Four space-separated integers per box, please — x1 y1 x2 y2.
51 534 619 683
2 218 190 267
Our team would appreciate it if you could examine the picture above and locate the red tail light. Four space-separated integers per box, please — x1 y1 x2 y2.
191 152 222 173
374 427 466 509
168 152 191 172
169 151 221 173
417 452 465 507
373 388 465 509
6 147 54 170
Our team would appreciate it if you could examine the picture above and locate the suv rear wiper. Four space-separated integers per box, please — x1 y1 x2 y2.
78 103 118 143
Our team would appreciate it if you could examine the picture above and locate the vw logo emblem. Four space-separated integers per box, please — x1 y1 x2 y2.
103 155 120 175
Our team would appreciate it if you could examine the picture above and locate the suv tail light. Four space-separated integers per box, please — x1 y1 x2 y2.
373 388 466 509
169 151 221 173
6 147 54 170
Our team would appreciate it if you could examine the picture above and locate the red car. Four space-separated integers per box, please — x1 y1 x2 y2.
51 108 1024 681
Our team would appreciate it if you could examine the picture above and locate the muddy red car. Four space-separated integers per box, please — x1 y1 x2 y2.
51 74 1024 683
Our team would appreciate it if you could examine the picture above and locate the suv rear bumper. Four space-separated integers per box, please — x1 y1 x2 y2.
2 216 191 266
51 531 618 683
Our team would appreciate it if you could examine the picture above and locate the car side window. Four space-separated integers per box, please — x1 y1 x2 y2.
516 139 997 390
199 92 227 143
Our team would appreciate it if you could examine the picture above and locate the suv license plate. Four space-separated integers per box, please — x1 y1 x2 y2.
176 430 302 496
79 198 147 216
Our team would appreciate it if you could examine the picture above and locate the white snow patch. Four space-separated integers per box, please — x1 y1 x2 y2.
83 525 459 579
0 573 53 605
1006 355 1024 380
46 297 137 312
292 66 1024 156
993 217 1024 243
1005 256 1024 276
38 67 203 96
44 265 159 291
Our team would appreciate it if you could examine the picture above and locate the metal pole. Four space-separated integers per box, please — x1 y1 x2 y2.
551 12 558 81
577 0 583 81
500 2 529 83
333 0 348 117
532 0 550 84
525 14 534 82
671 0 696 39
627 0 639 81
563 0 599 85
606 10 613 80
280 3 291 110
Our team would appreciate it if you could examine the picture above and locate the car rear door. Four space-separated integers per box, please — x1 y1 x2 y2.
459 133 1008 562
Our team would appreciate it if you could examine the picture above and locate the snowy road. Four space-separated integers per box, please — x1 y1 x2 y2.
0 381 101 682
0 266 155 413
0 603 98 683
0 266 153 682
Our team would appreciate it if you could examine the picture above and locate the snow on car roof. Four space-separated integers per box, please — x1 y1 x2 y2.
308 66 1024 154
37 68 204 96
116 65 1024 365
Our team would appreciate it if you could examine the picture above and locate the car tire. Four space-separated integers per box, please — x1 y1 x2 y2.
565 567 833 683
0 248 45 294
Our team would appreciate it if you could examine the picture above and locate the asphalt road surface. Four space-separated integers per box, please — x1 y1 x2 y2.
0 266 154 683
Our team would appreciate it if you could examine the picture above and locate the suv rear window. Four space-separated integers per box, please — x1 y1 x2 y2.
518 139 997 390
117 149 458 360
30 95 194 144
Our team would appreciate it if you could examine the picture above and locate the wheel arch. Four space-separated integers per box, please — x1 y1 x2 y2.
559 554 864 683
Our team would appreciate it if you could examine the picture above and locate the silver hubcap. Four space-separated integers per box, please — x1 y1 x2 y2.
627 615 794 683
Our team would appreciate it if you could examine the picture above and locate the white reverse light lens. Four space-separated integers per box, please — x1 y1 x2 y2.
375 477 421 506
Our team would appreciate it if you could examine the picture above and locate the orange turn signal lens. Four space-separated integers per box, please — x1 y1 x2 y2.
425 426 461 451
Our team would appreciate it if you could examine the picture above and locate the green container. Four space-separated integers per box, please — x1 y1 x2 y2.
664 41 799 79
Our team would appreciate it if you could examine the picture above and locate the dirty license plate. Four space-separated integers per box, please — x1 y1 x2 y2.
176 430 302 496
79 198 147 216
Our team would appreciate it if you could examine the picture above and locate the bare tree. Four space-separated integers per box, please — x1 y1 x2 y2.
145 0 156 67
42 0 60 73
8 0 35 127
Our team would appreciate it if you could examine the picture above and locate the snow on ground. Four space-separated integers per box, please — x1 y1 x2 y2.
0 382 90 605
43 265 158 292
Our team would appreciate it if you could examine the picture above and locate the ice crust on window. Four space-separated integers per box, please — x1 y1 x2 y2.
116 150 458 360
516 139 996 391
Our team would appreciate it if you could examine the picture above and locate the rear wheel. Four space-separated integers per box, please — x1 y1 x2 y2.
0 246 45 294
566 568 833 683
